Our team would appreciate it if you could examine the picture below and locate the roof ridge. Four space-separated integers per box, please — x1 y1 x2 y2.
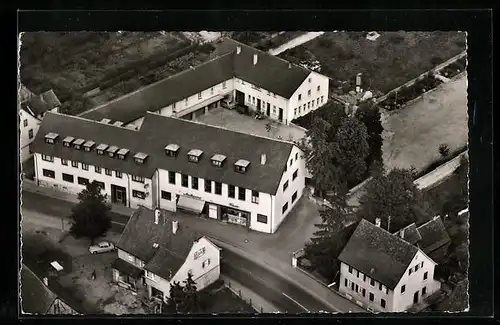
360 219 417 249
47 111 140 133
416 216 442 230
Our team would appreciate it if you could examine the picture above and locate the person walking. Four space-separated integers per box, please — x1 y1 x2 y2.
91 270 96 280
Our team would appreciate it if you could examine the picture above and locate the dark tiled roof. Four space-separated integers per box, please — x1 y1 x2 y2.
21 264 56 314
338 219 418 290
118 207 202 279
416 217 451 254
80 38 310 124
32 112 293 194
22 89 60 118
19 84 33 103
111 258 143 278
40 90 61 108
80 53 235 124
393 223 422 245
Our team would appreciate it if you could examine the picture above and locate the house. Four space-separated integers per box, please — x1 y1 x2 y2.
394 216 451 264
19 84 60 162
80 38 329 128
338 219 442 312
112 206 221 303
20 264 79 315
31 111 306 233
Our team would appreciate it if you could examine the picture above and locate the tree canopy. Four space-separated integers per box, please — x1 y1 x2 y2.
69 181 111 244
356 168 436 232
165 273 200 314
355 101 384 173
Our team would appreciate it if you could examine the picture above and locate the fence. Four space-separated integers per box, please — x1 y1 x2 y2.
224 279 266 313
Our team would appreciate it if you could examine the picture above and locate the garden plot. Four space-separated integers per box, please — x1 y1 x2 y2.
279 31 466 96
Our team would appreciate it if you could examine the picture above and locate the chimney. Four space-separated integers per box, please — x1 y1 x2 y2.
154 209 161 225
172 220 179 234
288 62 292 69
42 277 49 286
400 228 405 239
375 218 381 227
261 154 267 165
253 54 258 65
236 46 241 54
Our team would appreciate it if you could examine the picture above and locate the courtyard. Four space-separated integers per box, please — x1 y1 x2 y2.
381 73 468 173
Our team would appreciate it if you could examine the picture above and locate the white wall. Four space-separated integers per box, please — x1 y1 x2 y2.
288 72 330 122
272 145 306 232
117 248 146 268
392 250 441 312
19 109 40 162
156 168 274 233
34 153 154 209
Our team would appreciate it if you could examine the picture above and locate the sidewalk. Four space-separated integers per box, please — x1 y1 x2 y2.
220 275 281 313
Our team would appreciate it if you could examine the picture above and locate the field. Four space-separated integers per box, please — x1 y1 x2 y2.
19 32 212 115
278 31 466 96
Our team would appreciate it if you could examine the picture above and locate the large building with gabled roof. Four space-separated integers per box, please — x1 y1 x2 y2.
31 111 306 233
79 38 329 128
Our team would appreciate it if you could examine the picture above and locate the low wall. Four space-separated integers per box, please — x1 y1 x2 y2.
414 151 468 190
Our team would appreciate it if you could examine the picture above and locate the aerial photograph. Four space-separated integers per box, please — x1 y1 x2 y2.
19 31 468 315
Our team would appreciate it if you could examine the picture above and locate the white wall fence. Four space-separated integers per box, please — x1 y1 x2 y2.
414 151 468 190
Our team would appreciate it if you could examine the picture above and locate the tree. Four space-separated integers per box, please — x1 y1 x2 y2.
439 143 451 158
165 281 185 314
357 168 436 232
165 273 200 314
332 117 370 188
355 102 384 174
69 181 111 244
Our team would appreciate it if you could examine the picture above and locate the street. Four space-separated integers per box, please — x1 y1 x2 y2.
21 189 340 313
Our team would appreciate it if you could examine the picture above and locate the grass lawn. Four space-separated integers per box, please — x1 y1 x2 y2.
279 31 466 95
200 280 255 314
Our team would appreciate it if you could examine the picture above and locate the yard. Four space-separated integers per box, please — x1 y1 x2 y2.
198 280 256 314
278 31 466 96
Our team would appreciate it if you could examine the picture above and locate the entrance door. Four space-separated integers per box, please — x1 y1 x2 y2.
208 204 218 219
111 185 127 206
235 90 245 105
413 291 419 304
266 103 270 116
257 99 261 112
278 108 283 122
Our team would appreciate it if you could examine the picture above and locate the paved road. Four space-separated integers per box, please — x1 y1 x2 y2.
268 32 325 56
21 190 338 313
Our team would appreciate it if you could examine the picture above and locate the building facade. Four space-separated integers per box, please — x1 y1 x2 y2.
31 112 306 233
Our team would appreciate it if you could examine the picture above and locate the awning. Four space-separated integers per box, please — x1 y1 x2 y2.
177 195 206 214
112 258 143 278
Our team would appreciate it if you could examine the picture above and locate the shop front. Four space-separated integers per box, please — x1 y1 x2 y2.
220 205 250 227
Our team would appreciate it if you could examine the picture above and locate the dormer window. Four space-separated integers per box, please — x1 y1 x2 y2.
96 144 109 155
211 154 226 167
73 138 85 150
165 144 180 157
106 145 119 157
134 152 149 164
83 140 95 152
117 148 130 160
44 132 59 144
235 159 250 173
187 149 203 163
62 136 74 147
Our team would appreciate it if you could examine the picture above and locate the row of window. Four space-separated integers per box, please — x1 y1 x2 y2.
247 95 283 116
345 279 387 308
195 82 226 101
283 169 299 192
348 266 389 294
281 190 298 215
294 96 324 117
238 78 277 98
408 261 425 276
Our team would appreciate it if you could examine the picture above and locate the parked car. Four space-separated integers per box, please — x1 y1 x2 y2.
89 241 115 254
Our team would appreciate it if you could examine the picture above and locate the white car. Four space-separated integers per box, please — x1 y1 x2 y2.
89 241 115 254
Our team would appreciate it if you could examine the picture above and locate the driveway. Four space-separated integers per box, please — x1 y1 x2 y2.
382 74 468 172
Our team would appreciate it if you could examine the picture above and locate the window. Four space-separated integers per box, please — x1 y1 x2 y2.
41 154 53 162
379 284 383 291
308 77 311 83
172 102 176 109
370 279 375 286
356 270 360 278
28 129 34 139
283 180 289 191
71 161 79 168
192 177 198 190
355 284 359 292
77 177 89 185
422 286 427 296
252 96 255 104
273 106 276 113
308 89 311 96
349 266 353 274
345 278 348 287
181 174 188 187
308 102 311 109
290 159 293 167
294 108 297 115
420 261 424 268
168 171 176 184
94 181 104 190
205 180 212 193
298 106 301 113
401 285 406 293
115 171 122 178
228 185 235 198
105 168 112 176
202 258 211 269
282 202 288 214
251 190 259 204
161 191 172 200
95 166 102 174
214 182 222 195
145 270 155 281
82 163 89 171
321 95 324 103
238 187 246 201
351 282 354 291
248 94 251 101
257 214 267 224
369 293 374 302
132 175 144 183
415 264 420 272
317 85 320 91
293 169 298 180
61 159 68 166
132 190 146 199
295 152 298 160
211 87 214 95
292 191 297 203
381 299 386 308
298 94 302 101
363 274 367 281
62 173 74 183
198 92 202 99
317 98 320 106
362 288 366 297
409 269 413 276
222 81 226 89
23 119 28 127
423 272 428 280
42 169 55 178
312 100 315 108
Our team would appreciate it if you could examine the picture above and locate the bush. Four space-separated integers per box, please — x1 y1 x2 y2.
431 56 443 66
439 143 451 157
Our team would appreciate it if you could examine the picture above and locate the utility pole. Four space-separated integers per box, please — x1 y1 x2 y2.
387 215 391 233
